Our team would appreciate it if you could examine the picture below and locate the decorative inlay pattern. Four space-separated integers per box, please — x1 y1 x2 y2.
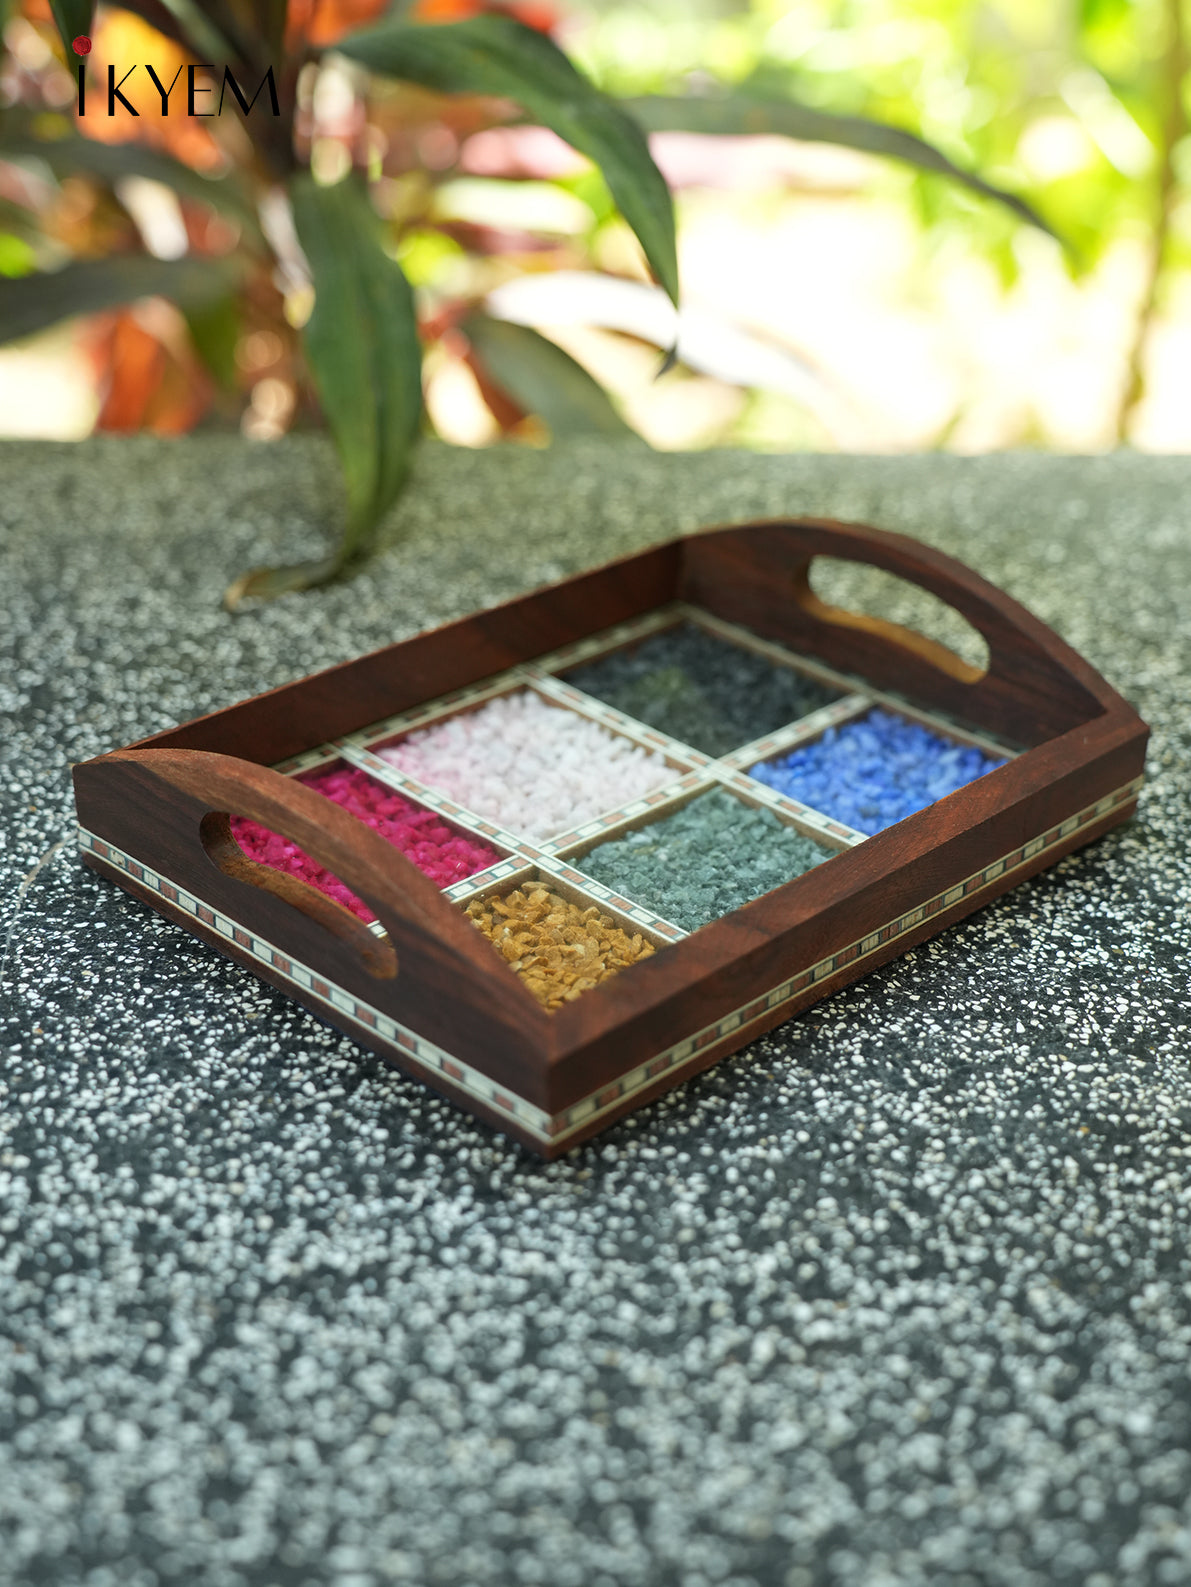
263 609 1018 897
78 771 1142 1148
76 827 554 1138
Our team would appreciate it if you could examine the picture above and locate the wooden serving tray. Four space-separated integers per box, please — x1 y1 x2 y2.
72 519 1149 1156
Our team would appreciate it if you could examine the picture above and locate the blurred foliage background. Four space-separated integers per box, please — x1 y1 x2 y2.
1 0 1187 485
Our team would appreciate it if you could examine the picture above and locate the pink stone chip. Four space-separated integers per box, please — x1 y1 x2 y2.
230 764 502 922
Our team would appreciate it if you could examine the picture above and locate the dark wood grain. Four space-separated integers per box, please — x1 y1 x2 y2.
200 810 399 979
539 794 1139 1155
73 748 556 1105
680 519 1116 745
133 542 683 767
78 853 556 1155
541 708 1146 1117
73 516 1150 1155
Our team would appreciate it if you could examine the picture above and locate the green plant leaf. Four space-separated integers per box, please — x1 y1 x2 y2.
0 253 242 345
625 94 1056 240
249 0 289 58
185 293 241 389
0 231 37 277
0 124 261 237
337 15 678 305
200 0 265 63
128 0 237 59
48 0 93 57
226 174 422 606
224 555 344 605
106 0 245 58
292 173 422 556
462 310 641 441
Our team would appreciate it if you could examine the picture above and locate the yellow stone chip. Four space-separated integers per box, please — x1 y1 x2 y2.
465 885 656 1010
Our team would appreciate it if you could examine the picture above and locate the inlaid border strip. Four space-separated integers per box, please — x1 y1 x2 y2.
78 773 1143 1149
532 852 689 942
337 744 542 861
545 775 1144 1142
76 827 554 1138
270 608 1008 868
673 603 879 702
539 769 706 857
336 665 535 754
527 605 684 676
709 766 865 849
274 602 1016 795
716 694 872 773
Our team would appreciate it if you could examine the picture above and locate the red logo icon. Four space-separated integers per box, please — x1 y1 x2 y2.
72 35 92 55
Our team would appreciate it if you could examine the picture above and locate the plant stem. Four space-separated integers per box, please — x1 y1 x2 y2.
1117 0 1188 441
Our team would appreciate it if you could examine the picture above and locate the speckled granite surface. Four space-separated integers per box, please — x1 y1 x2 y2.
1 438 1189 1587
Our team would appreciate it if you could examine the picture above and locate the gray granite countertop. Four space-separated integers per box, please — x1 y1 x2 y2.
1 438 1189 1587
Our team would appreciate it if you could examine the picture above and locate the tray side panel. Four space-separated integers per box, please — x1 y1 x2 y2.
73 755 556 1107
538 791 1141 1155
542 708 1149 1115
75 753 1145 1158
78 854 555 1154
133 542 683 765
69 518 1151 1155
678 520 1116 745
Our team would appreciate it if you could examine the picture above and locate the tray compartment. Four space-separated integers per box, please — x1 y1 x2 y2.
460 869 668 1011
748 706 1009 837
560 618 846 757
229 760 509 922
568 783 840 934
73 516 1149 1156
367 684 683 843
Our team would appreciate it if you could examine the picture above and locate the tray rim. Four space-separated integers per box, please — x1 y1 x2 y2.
78 768 1144 1150
72 515 1151 1155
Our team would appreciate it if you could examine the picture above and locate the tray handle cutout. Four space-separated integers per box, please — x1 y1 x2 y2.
797 558 989 683
78 747 553 1035
200 810 398 979
681 518 1109 744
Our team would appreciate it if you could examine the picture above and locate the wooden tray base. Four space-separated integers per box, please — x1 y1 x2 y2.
77 767 1141 1156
